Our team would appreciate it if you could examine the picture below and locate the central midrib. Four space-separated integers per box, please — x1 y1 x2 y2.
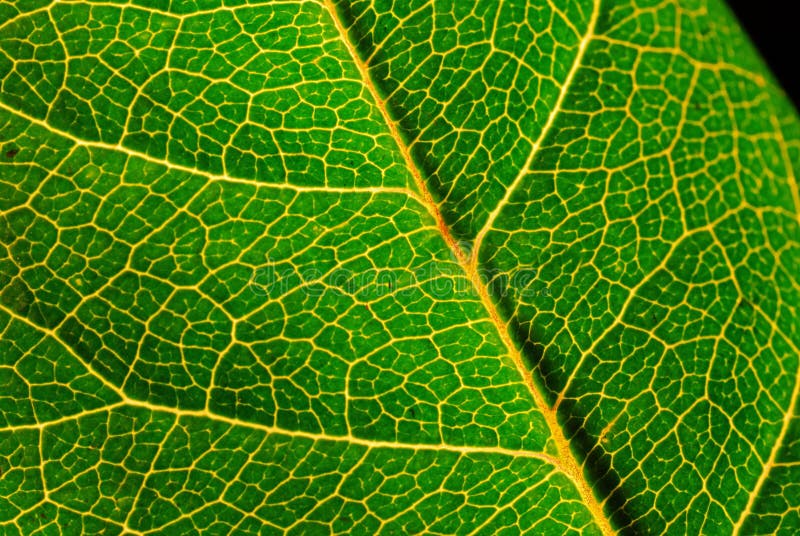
321 1 614 534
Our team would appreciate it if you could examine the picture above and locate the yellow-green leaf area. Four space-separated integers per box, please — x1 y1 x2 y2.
1 0 799 534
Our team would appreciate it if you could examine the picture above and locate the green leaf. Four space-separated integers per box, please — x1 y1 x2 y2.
0 0 798 534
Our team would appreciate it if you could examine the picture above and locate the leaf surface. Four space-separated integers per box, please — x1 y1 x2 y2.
0 0 798 534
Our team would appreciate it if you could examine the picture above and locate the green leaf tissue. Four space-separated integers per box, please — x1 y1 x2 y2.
0 0 798 534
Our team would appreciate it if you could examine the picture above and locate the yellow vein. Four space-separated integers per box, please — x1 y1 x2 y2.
124 398 563 465
0 303 130 402
0 0 317 31
321 1 613 534
0 101 423 201
0 403 128 433
472 0 600 265
769 114 800 225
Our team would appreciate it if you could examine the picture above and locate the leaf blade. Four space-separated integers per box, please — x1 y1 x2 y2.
1 0 799 534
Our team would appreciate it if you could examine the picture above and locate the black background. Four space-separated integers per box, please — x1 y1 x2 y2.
727 0 799 110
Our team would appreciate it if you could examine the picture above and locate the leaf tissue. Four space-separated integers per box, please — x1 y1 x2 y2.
0 0 798 534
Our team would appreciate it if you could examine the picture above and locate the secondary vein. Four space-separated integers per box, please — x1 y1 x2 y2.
0 101 423 201
0 301 561 466
471 0 601 266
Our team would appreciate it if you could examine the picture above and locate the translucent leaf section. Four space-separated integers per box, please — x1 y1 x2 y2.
0 0 602 533
1 0 800 534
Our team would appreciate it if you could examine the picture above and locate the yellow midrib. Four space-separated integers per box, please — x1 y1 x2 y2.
321 1 614 534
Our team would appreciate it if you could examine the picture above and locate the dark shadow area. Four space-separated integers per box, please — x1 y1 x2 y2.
502 302 638 533
558 399 642 534
727 0 800 110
